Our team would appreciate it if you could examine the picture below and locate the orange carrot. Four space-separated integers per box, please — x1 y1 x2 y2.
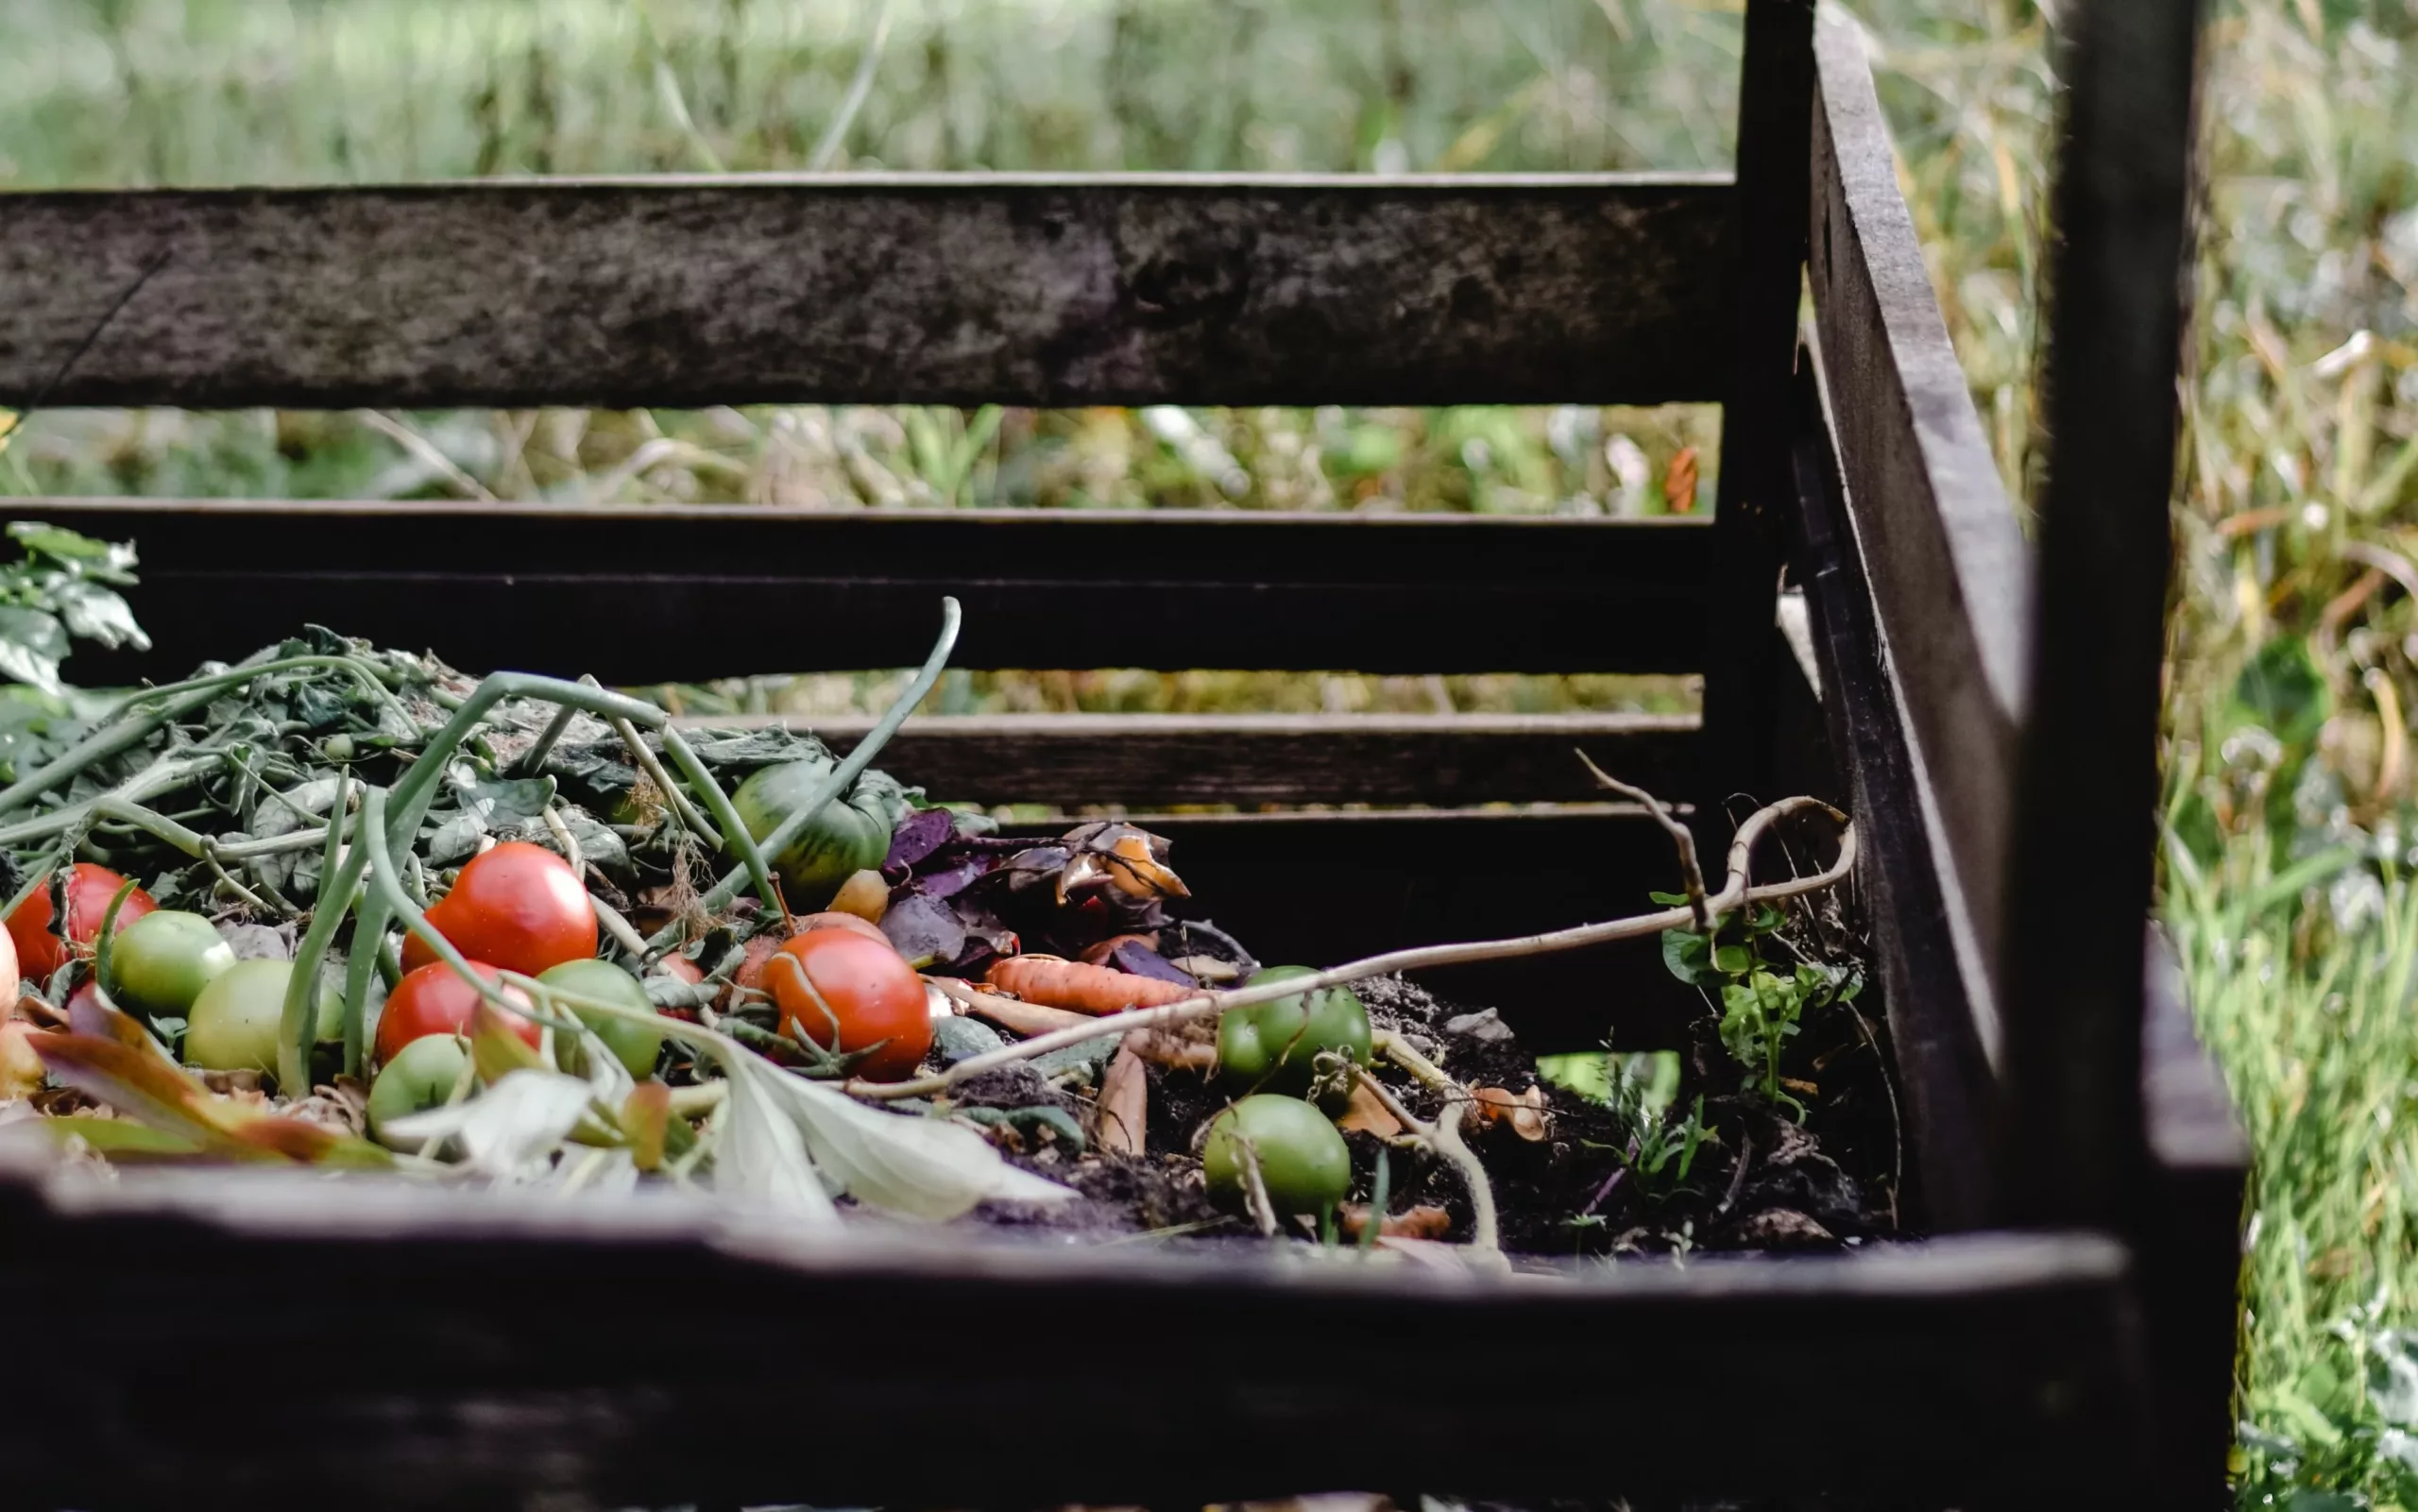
984 955 1197 1015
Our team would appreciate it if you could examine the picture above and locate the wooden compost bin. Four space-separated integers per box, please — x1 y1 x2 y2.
0 2 2242 1506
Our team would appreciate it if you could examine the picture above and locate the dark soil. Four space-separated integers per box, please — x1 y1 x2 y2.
955 959 1906 1259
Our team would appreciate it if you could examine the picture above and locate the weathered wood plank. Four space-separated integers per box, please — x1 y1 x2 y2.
1809 15 2031 1072
1790 359 1997 1230
2138 931 2251 1504
0 1158 2144 1507
0 174 1733 410
1698 0 1816 835
1 499 1713 681
679 709 1697 808
1995 0 2205 1233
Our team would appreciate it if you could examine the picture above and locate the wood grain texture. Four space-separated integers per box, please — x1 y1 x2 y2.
1995 0 2204 1232
1809 15 2031 1070
0 174 1733 409
0 1156 2146 1508
680 709 1697 808
1 499 1714 681
1698 0 1816 835
1790 359 1997 1231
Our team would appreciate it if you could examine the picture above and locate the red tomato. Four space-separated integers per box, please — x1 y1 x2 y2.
400 841 596 979
375 960 540 1064
6 863 157 981
768 929 931 1081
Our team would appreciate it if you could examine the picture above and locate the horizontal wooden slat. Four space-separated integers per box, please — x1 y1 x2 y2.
1005 807 1704 1048
0 173 1733 409
684 710 1697 808
1809 18 2031 1069
3 500 1713 680
0 1156 2145 1506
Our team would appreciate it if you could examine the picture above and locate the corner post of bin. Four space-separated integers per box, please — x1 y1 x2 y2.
1996 0 2208 1227
1696 0 1817 842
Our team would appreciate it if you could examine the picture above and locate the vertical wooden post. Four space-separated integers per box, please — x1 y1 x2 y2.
1997 0 2206 1229
1698 0 1817 839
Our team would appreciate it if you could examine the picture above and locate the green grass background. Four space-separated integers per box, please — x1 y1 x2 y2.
3 2 2417 1504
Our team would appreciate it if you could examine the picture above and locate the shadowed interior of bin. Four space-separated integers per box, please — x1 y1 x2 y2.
0 173 1797 1051
26 496 1787 1052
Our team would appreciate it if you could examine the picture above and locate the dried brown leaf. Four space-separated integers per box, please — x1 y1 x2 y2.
1095 1043 1149 1157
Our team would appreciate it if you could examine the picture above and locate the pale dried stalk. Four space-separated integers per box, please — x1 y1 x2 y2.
1576 747 1711 932
853 795 1851 1104
1095 1043 1149 1157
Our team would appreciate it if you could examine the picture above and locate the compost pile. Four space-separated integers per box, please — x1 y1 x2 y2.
0 624 1894 1259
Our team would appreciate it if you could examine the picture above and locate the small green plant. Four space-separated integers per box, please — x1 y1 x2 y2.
1541 1046 1717 1200
0 521 149 697
1657 898 1862 1117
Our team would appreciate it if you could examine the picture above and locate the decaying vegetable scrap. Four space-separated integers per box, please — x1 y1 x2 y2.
0 594 1890 1259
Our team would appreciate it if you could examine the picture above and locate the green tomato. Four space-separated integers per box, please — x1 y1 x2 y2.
1218 965 1371 1105
367 1033 471 1147
183 959 340 1078
536 958 666 1079
1201 1095 1353 1218
107 909 236 1019
731 759 902 910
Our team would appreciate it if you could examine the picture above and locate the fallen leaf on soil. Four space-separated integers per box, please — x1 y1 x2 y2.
1338 1203 1452 1240
1336 1079 1405 1137
9 991 65 1029
985 955 1198 1014
1095 1043 1149 1157
1467 1084 1549 1142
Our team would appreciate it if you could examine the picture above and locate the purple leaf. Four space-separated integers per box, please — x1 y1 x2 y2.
883 807 959 871
1110 940 1198 987
913 853 996 901
879 892 967 970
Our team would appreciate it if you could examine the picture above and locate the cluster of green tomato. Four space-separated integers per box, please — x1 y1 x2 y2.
1200 966 1377 1223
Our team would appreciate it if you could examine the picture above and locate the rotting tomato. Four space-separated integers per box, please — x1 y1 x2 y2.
536 958 666 1079
106 910 236 1020
375 960 540 1065
1201 1094 1353 1218
1217 965 1372 1107
768 927 932 1081
731 759 902 911
183 959 340 1079
790 911 893 945
366 1033 471 1148
401 841 596 978
7 862 157 980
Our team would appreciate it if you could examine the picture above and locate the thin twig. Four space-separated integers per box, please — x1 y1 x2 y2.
853 796 1853 1101
609 711 723 846
355 409 497 501
1235 1137 1279 1239
1575 751 1710 932
1431 1102 1499 1254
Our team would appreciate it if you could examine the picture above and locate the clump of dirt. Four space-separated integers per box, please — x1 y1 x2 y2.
946 966 1903 1258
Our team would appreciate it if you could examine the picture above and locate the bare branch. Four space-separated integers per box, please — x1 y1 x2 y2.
1575 748 1709 932
852 794 1853 1102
